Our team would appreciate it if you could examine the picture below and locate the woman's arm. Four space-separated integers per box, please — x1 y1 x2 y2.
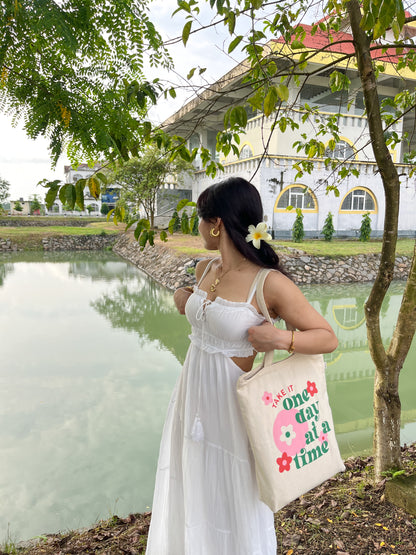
247 271 338 354
173 258 212 315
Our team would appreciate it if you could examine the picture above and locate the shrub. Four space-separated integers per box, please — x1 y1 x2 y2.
190 209 199 236
292 208 304 243
181 210 190 234
101 203 110 215
322 212 335 241
171 210 181 232
359 213 372 242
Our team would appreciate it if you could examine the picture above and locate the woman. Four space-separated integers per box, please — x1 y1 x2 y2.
146 177 338 555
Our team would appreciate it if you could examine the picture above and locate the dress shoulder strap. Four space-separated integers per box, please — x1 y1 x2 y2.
247 268 272 303
252 268 274 322
197 257 219 286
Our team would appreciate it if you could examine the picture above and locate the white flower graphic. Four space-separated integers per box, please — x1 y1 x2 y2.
245 222 272 249
279 424 296 446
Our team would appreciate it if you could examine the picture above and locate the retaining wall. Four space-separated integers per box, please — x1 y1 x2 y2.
112 233 412 291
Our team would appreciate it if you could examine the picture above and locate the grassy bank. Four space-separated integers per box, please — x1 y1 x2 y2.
3 446 416 554
0 222 125 250
156 233 415 259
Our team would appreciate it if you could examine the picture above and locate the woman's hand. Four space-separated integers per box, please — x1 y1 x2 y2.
247 322 292 353
174 287 193 315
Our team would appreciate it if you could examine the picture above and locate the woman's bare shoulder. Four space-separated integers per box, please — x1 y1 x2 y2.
195 257 215 281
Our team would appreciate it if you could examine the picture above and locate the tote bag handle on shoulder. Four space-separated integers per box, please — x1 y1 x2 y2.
236 268 345 512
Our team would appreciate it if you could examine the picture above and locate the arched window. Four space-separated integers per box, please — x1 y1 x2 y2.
340 188 376 212
274 185 317 212
239 144 253 159
325 140 355 160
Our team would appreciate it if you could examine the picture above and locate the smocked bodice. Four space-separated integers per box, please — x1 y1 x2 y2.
185 286 265 358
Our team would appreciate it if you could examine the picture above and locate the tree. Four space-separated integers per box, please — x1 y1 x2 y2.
0 176 10 205
13 200 23 213
30 195 42 215
292 208 304 243
0 0 171 163
101 203 110 215
170 0 416 478
359 213 372 242
322 212 335 242
111 146 194 229
1 0 176 212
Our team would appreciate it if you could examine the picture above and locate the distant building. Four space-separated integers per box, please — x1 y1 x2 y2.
163 13 416 238
10 198 31 216
47 164 120 215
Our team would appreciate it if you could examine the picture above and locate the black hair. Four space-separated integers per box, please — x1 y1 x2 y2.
197 177 287 272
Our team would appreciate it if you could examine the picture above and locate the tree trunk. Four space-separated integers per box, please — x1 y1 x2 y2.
347 0 416 478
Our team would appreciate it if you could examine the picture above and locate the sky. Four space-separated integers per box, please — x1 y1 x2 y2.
0 0 243 201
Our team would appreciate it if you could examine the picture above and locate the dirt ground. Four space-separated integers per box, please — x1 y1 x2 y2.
6 445 416 555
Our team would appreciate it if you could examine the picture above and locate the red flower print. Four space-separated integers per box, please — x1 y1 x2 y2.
262 391 273 405
307 381 318 397
276 452 292 473
319 431 328 444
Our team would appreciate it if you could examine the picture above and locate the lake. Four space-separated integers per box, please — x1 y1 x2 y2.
0 251 415 543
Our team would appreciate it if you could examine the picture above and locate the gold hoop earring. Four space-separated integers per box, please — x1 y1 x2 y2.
210 228 220 238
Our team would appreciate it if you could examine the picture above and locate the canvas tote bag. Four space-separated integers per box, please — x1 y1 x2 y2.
236 268 345 512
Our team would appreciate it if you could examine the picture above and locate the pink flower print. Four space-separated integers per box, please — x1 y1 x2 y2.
273 408 308 456
276 452 292 473
279 424 296 447
307 381 318 397
262 391 273 405
319 431 328 444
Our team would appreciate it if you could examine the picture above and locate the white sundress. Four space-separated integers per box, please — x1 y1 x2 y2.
146 260 277 555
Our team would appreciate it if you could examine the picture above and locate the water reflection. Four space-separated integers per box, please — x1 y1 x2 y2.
0 253 415 544
91 272 416 459
92 277 190 363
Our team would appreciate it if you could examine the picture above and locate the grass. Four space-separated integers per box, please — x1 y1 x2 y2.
156 233 415 259
273 238 415 257
0 223 125 250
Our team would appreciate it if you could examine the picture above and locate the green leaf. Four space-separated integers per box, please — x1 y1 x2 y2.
373 19 385 40
187 67 196 80
87 176 101 199
227 11 236 34
264 86 278 117
106 208 115 222
139 229 148 250
75 181 85 211
168 217 176 234
125 216 139 231
44 183 61 209
160 230 168 242
182 21 192 46
59 183 76 209
391 19 400 40
228 35 243 53
276 84 289 102
176 198 195 211
169 88 177 98
96 172 108 185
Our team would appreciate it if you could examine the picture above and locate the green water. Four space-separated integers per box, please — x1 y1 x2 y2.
0 252 415 542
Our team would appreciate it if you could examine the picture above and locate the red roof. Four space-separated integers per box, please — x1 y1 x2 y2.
273 23 406 64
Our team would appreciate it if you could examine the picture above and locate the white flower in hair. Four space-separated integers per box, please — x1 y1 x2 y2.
245 222 272 249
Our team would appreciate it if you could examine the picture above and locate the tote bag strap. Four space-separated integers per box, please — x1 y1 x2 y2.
255 268 295 366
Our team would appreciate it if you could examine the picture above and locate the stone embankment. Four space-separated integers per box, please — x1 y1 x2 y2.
0 235 117 252
42 235 117 251
113 233 412 290
113 234 196 290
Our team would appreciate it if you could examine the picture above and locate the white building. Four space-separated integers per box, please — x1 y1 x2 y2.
163 15 416 239
48 164 120 215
